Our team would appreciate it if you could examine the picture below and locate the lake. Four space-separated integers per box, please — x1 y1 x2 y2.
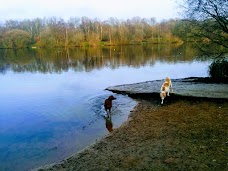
0 44 211 171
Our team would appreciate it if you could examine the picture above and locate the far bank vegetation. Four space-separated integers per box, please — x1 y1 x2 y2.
0 17 188 49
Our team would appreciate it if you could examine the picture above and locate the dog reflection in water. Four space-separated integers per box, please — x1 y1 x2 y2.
104 114 113 132
103 95 116 132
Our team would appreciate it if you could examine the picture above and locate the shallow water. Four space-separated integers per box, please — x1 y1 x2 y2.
0 45 211 171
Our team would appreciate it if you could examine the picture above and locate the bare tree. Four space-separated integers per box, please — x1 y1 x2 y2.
181 0 228 54
181 0 228 79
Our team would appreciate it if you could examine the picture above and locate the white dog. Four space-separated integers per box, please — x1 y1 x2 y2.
160 77 173 104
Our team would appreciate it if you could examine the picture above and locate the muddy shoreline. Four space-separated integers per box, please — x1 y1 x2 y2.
34 77 228 171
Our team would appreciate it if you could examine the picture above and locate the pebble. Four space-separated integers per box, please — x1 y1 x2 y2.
164 157 175 164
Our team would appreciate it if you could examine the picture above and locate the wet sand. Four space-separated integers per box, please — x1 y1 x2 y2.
35 96 228 171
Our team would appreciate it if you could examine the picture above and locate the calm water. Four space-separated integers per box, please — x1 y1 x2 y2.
0 44 211 171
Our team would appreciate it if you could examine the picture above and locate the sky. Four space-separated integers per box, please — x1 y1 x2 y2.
0 0 181 22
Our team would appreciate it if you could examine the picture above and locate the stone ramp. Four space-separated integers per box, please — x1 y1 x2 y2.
106 77 228 99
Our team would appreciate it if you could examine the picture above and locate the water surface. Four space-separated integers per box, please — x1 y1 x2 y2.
0 44 211 171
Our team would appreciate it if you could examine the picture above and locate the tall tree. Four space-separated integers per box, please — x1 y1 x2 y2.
181 0 228 55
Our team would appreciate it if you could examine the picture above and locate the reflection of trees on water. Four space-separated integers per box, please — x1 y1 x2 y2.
0 44 200 73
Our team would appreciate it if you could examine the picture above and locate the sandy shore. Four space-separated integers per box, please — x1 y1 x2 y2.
36 96 228 171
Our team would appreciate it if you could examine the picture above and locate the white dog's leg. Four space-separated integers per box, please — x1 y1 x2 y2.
161 96 164 104
160 92 164 104
170 82 173 93
167 89 170 96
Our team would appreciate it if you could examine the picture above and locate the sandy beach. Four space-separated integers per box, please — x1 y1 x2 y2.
36 95 228 171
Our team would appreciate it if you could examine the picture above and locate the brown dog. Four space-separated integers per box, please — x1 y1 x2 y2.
104 95 116 114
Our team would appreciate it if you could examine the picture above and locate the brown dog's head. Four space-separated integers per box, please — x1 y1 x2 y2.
108 95 116 100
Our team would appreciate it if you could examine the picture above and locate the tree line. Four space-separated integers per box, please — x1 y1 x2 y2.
0 0 227 55
0 17 188 49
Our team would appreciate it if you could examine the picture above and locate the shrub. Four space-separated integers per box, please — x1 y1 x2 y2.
209 59 228 79
1 29 31 48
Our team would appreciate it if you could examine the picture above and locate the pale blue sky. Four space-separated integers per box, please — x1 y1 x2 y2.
0 0 181 21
